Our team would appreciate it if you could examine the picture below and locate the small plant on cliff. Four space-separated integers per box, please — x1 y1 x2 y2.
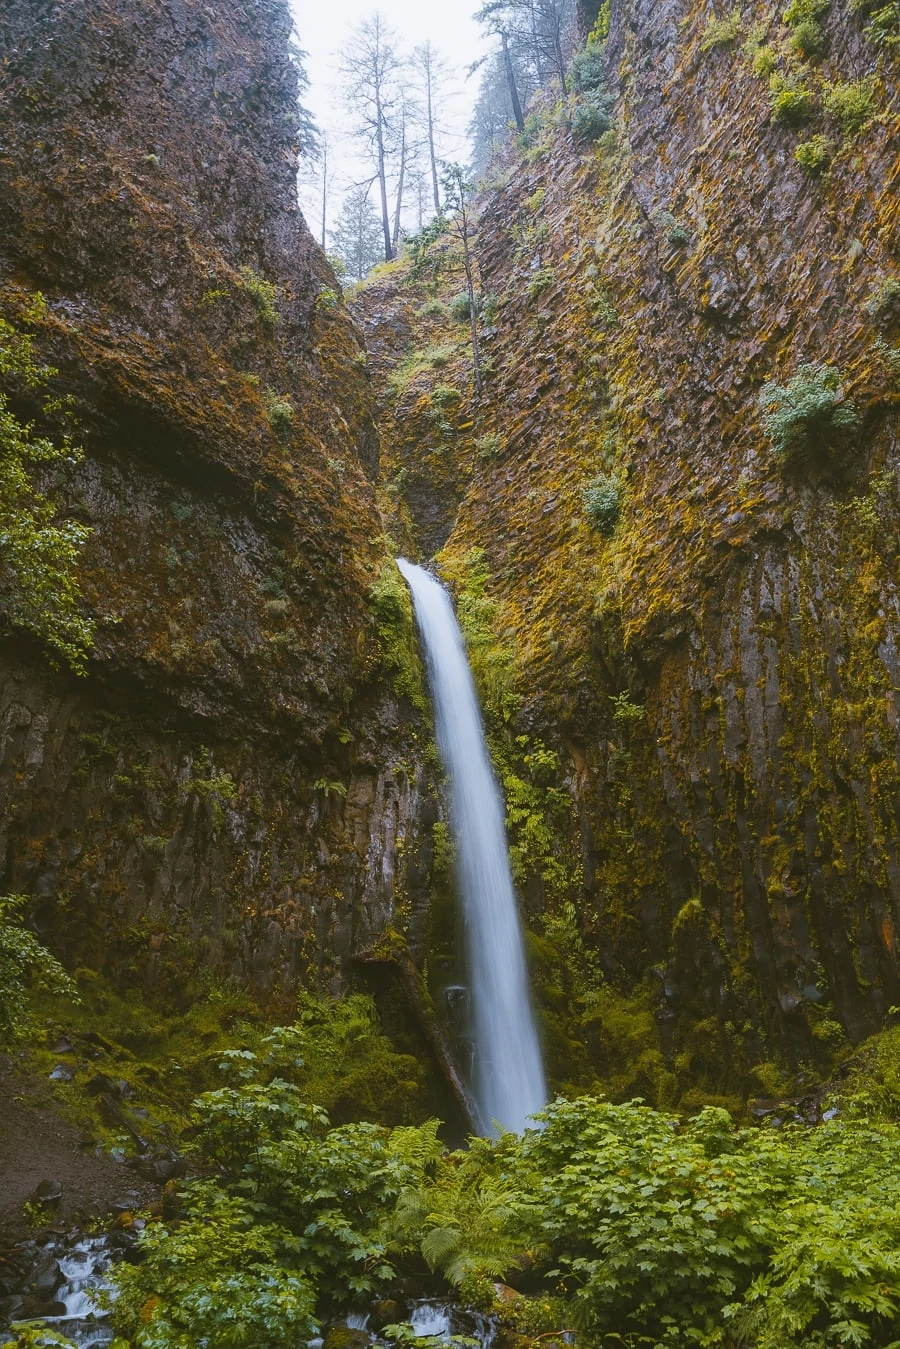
571 93 613 142
759 363 859 461
0 298 95 672
864 275 900 321
0 894 79 1042
239 266 279 328
263 389 295 437
655 209 690 247
769 72 816 124
583 474 623 536
794 134 833 174
700 7 743 50
526 268 557 301
823 77 878 134
783 0 830 56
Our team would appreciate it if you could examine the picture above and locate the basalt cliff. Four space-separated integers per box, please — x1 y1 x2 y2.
1 0 899 1111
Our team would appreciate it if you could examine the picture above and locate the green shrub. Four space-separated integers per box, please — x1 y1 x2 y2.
0 300 94 672
0 894 79 1041
769 72 816 123
449 291 473 322
571 93 613 141
794 134 833 173
263 389 294 436
583 474 622 535
475 432 502 460
758 362 859 460
700 6 743 50
481 294 499 325
823 77 877 133
526 268 557 300
864 275 900 320
849 0 899 44
655 209 690 246
568 43 607 92
315 286 340 312
239 266 279 328
790 16 827 53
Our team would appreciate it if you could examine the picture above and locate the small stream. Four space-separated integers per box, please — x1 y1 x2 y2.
3 1233 496 1349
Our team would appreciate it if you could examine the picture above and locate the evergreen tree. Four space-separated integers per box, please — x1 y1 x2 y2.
328 185 385 283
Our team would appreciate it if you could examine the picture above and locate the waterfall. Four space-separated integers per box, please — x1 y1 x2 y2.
397 558 546 1135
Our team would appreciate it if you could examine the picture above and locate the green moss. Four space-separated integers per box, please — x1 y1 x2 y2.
369 562 428 711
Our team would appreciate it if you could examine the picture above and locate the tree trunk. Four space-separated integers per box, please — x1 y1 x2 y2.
501 31 525 132
425 54 441 213
375 91 393 261
460 212 484 397
391 112 407 255
319 139 328 249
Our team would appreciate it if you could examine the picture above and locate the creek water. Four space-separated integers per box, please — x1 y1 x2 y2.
397 558 547 1135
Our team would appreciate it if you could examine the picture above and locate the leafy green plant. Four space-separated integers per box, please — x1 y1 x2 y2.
610 691 645 723
0 299 95 671
583 474 623 535
743 20 778 75
184 752 237 830
769 72 816 123
568 42 607 93
239 266 279 328
449 292 474 322
864 276 900 320
526 268 557 301
110 1091 445 1343
700 7 743 50
823 77 877 134
1 1325 81 1349
0 894 79 1042
848 0 900 46
316 286 340 312
475 432 502 460
783 0 829 51
263 389 295 436
795 134 833 174
759 363 859 461
570 94 613 142
655 209 690 246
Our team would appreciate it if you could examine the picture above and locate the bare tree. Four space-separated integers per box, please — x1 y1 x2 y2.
337 13 401 262
477 0 577 101
391 89 415 256
411 41 451 214
442 163 483 397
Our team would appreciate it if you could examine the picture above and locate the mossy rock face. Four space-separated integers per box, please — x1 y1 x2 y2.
358 0 900 1093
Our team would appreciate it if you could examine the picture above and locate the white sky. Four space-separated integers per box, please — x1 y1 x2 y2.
289 0 490 244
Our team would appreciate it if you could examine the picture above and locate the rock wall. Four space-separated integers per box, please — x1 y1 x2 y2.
354 0 900 1092
0 0 434 994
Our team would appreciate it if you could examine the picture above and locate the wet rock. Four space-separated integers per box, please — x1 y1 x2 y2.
48 1063 75 1082
31 1178 64 1206
29 1257 64 1298
323 1326 370 1349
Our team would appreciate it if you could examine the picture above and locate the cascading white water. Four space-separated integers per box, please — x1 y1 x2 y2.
397 558 546 1135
